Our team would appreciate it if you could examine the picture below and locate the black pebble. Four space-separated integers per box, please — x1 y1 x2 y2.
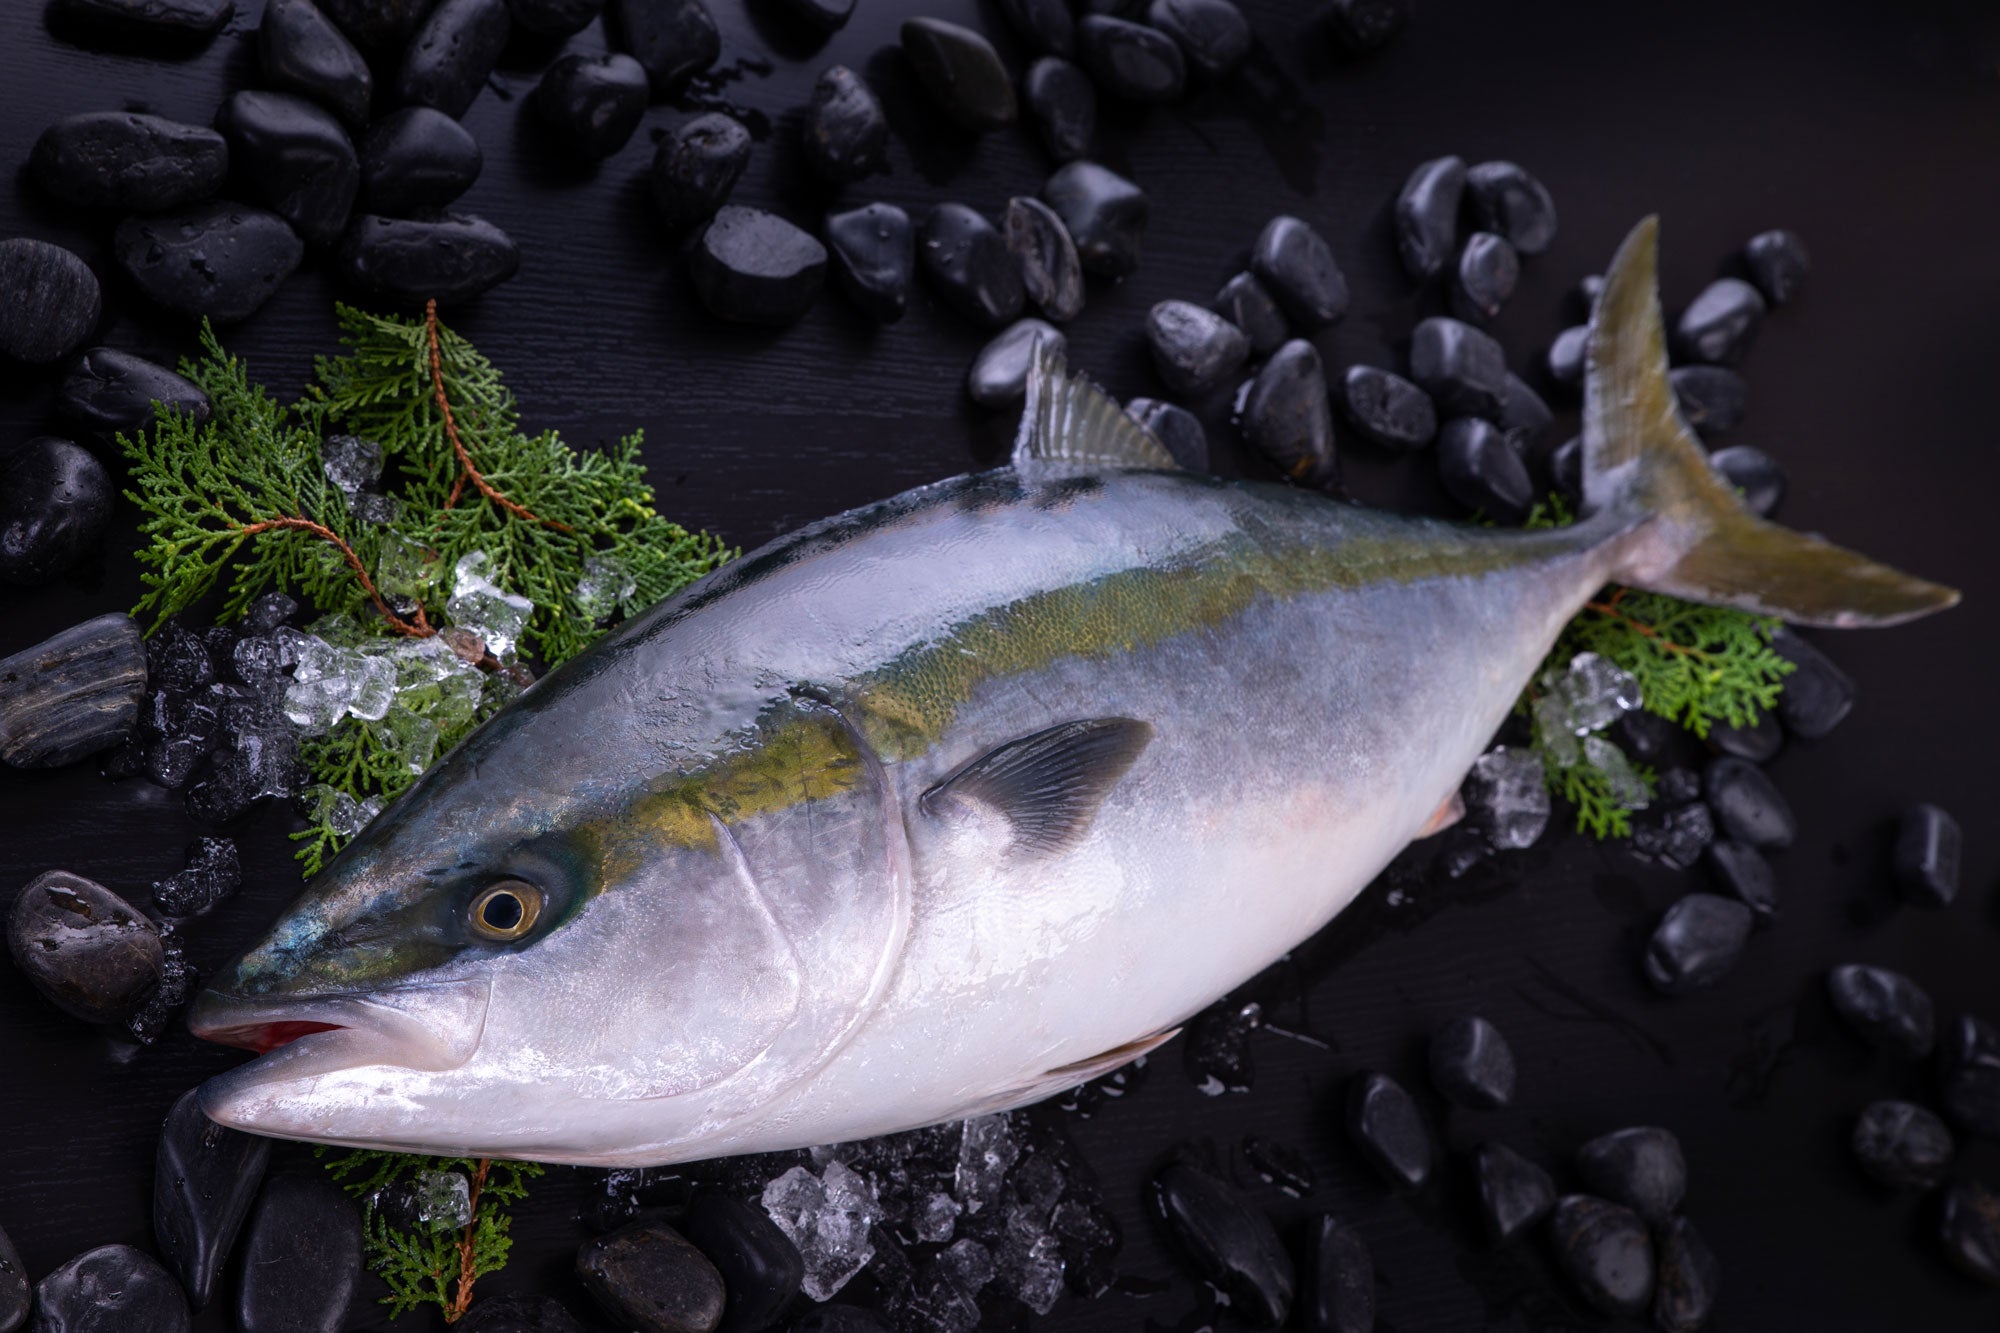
1705 711 1781 763
652 112 751 229
1615 705 1674 761
153 1086 271 1310
1743 229 1809 306
607 0 719 96
1023 56 1095 162
679 1191 802 1333
1942 1014 2000 1138
1652 1215 1720 1333
967 319 1064 409
1851 1100 1954 1189
33 1245 189 1333
1451 231 1518 324
1940 1181 2000 1286
1318 0 1408 52
152 836 241 917
1548 434 1581 500
1078 15 1187 103
360 107 482 216
31 112 229 213
6 869 160 1024
1705 839 1776 925
1826 963 1935 1059
47 0 231 42
1676 278 1765 366
459 1293 587 1331
1147 300 1248 396
1470 1142 1555 1243
1709 445 1784 517
1346 1070 1432 1189
900 17 1017 131
1250 215 1347 328
1408 316 1506 419
1150 1162 1294 1326
1497 373 1551 451
691 207 826 327
214 91 359 246
1575 1127 1686 1224
1770 628 1854 740
1393 155 1463 282
0 1226 23 1333
825 202 912 324
0 437 110 587
0 615 147 769
1429 1014 1515 1109
1213 271 1287 357
1436 418 1531 523
803 66 887 184
0 239 100 366
995 0 1074 57
1547 1195 1654 1316
1668 364 1747 437
1299 1214 1372 1333
578 1219 727 1333
337 213 520 304
1042 160 1148 278
237 1175 362 1333
1241 339 1336 487
1545 325 1586 393
259 0 372 127
506 0 603 39
398 0 512 118
115 203 305 323
1463 160 1557 256
534 53 650 159
1338 365 1435 451
1702 755 1794 848
1145 0 1251 79
1005 195 1084 323
1893 802 1961 907
919 202 1024 328
1644 893 1751 995
1128 399 1209 472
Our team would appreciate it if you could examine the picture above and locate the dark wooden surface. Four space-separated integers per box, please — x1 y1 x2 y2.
3 0 2000 1328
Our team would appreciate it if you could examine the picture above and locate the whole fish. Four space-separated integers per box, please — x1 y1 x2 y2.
190 221 1955 1165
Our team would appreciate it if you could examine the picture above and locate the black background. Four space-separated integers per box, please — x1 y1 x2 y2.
2 0 1999 1328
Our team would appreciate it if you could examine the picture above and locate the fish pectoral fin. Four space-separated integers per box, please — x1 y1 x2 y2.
1416 790 1466 838
965 1029 1181 1118
919 717 1153 857
1013 339 1181 474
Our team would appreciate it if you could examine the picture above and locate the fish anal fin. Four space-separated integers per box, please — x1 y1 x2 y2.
920 717 1153 857
960 1029 1181 1118
1416 790 1465 838
1014 339 1179 474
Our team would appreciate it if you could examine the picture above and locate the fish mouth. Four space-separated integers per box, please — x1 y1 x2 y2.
187 976 493 1082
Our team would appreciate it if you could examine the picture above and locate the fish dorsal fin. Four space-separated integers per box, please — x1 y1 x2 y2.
919 717 1153 857
1013 339 1179 474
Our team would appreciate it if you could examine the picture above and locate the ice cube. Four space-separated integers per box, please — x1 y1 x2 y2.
283 673 354 735
997 1210 1066 1316
413 1170 472 1231
380 707 440 774
1583 734 1651 809
125 931 196 1046
1461 746 1551 850
892 1266 981 1333
151 836 241 917
347 491 402 525
935 1237 993 1295
1631 801 1714 869
147 622 214 693
447 551 533 660
230 634 285 690
915 1191 960 1244
186 723 299 823
573 555 637 623
953 1114 1020 1215
1556 651 1644 734
320 434 384 496
760 1162 880 1301
347 653 397 722
378 532 441 606
1530 692 1582 767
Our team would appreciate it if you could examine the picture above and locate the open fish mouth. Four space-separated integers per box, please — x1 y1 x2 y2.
187 976 493 1079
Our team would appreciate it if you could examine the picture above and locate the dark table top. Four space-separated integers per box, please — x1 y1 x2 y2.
3 0 1999 1328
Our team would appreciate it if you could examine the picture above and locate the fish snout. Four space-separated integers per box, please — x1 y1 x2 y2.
188 975 493 1075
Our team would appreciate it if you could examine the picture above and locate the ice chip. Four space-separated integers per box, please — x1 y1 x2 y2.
378 532 441 605
283 673 354 735
447 550 533 660
347 491 402 525
915 1191 960 1244
1530 691 1581 767
320 434 384 495
1462 745 1551 850
1583 734 1651 809
953 1114 1020 1215
1632 801 1714 869
574 555 637 622
412 1170 473 1231
760 1162 880 1301
936 1237 994 1295
996 1207 1065 1315
381 707 440 774
1557 651 1644 734
347 653 398 722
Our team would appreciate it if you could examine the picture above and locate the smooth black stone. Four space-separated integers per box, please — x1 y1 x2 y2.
1497 373 1551 450
1470 1142 1555 1244
1652 1216 1720 1333
652 112 751 229
608 0 718 95
0 614 146 768
214 91 358 246
398 0 511 117
1942 1014 2000 1138
1429 1014 1515 1109
1299 1214 1372 1333
1549 434 1582 500
1212 271 1287 357
1436 417 1531 523
691 206 826 327
1851 1100 1954 1189
578 1219 726 1333
1575 1127 1686 1224
1128 398 1209 472
30 112 229 213
1042 160 1148 279
535 53 649 158
1614 704 1674 761
317 0 434 52
919 202 1025 327
1549 1196 1653 1316
900 17 1017 131
460 1294 586 1332
32 1245 189 1333
259 0 372 127
1408 316 1505 419
1450 230 1518 324
1147 300 1248 396
506 0 602 38
1709 445 1784 516
0 239 99 367
152 836 241 917
359 107 482 216
1644 893 1751 995
1826 963 1934 1058
1702 755 1794 849
1318 0 1407 52
1545 325 1586 392
1241 1134 1315 1196
7 869 160 1024
1463 160 1557 256
1150 1162 1294 1326
1078 15 1186 103
1941 1182 2000 1286
153 1086 270 1310
803 66 886 184
1023 56 1095 162
1338 364 1434 452
0 1226 23 1333
115 203 304 323
1393 154 1463 282
237 1175 362 1333
46 0 230 40
1770 628 1854 741
789 1309 888 1333
1705 839 1777 925
1670 364 1748 437
679 1191 802 1333
0 437 110 586
1250 215 1347 327
996 0 1073 57
967 319 1064 409
1145 0 1250 78
825 203 912 324
1005 195 1083 323
1893 802 1961 907
1676 277 1765 366
1345 1070 1432 1189
337 213 519 304
1706 711 1782 763
1241 339 1335 486
1744 228 1809 306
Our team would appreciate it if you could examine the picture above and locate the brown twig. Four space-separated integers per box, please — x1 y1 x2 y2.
444 1158 494 1324
1582 597 1709 662
425 300 571 532
238 515 433 637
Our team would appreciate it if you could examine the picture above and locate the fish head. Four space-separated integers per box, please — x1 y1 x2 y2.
190 681 911 1164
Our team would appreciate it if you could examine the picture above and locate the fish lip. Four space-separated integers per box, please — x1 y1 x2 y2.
187 976 493 1077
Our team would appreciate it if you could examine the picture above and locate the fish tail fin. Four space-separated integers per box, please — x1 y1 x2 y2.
1583 216 1958 628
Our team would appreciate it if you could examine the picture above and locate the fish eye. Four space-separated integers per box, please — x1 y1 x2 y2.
468 879 542 942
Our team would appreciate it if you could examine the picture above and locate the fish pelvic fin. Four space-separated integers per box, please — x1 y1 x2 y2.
1585 216 1959 628
1014 338 1181 475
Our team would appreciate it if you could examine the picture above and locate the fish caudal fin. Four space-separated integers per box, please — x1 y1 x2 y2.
1584 217 1959 628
